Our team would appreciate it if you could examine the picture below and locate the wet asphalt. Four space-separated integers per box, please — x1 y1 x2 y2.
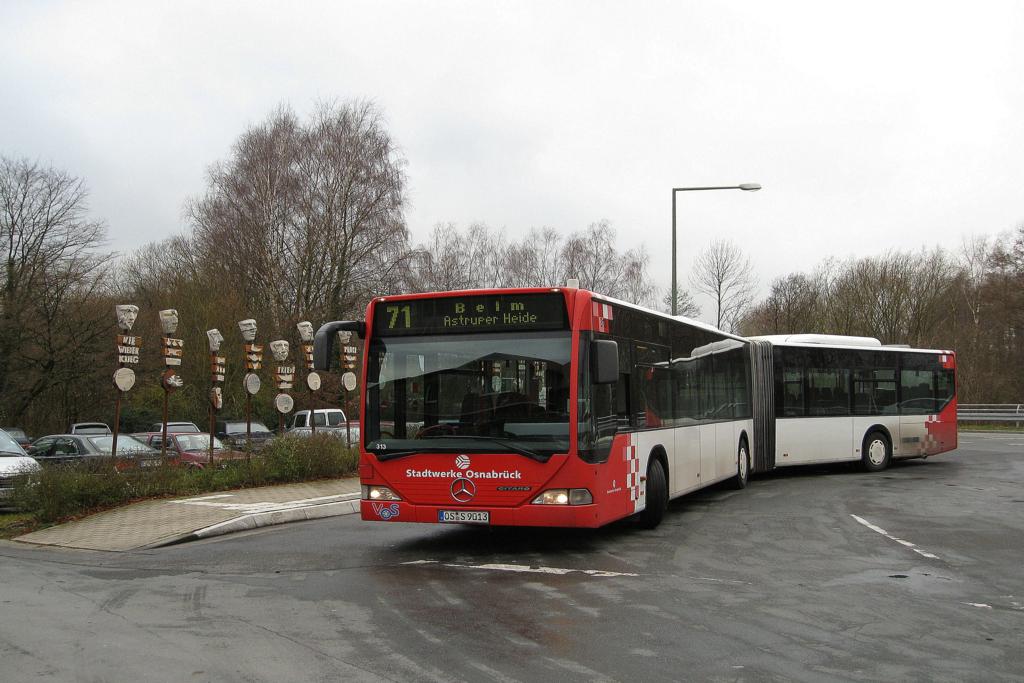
1 431 1022 682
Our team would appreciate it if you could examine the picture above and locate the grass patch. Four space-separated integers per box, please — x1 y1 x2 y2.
0 512 36 539
11 434 358 526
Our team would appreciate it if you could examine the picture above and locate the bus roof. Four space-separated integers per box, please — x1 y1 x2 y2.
588 291 748 343
748 334 953 355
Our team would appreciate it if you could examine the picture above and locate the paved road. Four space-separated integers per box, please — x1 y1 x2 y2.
1 432 1022 682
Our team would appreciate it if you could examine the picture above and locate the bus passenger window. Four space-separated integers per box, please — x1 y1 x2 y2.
808 367 850 416
782 368 804 417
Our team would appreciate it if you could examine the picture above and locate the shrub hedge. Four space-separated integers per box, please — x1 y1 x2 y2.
12 434 358 524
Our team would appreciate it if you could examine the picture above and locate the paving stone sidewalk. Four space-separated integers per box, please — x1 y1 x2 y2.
14 478 361 552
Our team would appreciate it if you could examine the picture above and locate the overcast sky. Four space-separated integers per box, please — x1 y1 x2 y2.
2 0 1022 319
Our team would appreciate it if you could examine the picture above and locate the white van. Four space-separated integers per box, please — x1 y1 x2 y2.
290 409 347 429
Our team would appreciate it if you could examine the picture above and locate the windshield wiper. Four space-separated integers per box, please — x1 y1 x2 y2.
1 450 26 456
372 445 460 461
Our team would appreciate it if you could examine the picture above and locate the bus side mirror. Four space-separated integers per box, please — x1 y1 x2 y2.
592 339 619 384
313 321 366 371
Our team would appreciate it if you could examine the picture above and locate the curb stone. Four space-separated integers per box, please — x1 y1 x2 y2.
143 496 361 549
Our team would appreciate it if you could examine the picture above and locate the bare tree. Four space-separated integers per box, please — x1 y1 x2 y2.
562 220 622 294
0 156 111 427
738 272 818 334
405 220 658 306
661 288 701 318
188 101 409 327
690 239 757 332
404 222 508 292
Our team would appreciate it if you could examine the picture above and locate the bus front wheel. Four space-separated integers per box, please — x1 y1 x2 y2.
861 431 891 472
638 458 667 529
729 438 750 489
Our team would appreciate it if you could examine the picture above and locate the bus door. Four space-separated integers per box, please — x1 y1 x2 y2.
670 356 702 495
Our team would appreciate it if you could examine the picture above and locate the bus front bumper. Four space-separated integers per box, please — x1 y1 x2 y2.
360 500 604 528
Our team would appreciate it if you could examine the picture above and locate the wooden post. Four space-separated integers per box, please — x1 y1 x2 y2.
160 390 169 460
245 393 252 461
208 400 215 465
309 387 316 435
111 391 123 456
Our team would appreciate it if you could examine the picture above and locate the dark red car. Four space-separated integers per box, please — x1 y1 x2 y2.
137 432 247 468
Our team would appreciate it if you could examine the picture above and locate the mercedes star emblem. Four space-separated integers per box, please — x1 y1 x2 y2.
450 477 476 503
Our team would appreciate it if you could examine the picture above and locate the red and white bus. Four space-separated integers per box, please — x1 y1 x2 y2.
313 287 957 529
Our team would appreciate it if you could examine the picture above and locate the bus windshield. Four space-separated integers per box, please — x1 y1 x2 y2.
365 331 572 459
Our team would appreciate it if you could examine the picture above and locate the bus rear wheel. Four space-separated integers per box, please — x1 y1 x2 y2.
729 439 750 489
638 458 667 529
861 431 891 472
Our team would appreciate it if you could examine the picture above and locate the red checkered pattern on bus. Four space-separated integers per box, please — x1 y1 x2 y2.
592 302 614 333
920 414 942 454
625 443 642 502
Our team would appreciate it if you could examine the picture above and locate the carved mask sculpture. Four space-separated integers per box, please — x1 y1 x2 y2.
337 330 352 345
238 319 257 342
207 329 224 353
296 321 314 343
270 340 290 362
158 309 179 335
115 304 139 332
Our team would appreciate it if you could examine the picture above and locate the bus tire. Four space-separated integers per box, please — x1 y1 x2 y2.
729 438 750 490
861 430 891 472
638 458 668 529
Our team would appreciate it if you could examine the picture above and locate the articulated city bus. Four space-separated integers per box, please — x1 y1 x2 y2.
313 288 957 529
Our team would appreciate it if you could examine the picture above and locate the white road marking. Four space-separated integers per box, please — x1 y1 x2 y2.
963 602 992 609
402 559 638 577
850 514 941 560
171 492 360 514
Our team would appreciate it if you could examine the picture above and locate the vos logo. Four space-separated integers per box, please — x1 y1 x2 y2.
455 454 471 470
371 502 400 521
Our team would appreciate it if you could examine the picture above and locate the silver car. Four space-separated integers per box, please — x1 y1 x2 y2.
0 428 41 508
28 434 162 469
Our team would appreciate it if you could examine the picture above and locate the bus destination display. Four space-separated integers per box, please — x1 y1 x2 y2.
374 293 568 336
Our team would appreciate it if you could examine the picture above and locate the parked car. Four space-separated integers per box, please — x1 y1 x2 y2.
288 408 358 443
28 434 161 469
1 429 41 508
68 422 112 435
290 409 347 429
214 420 274 451
137 432 246 468
0 427 32 449
148 422 201 434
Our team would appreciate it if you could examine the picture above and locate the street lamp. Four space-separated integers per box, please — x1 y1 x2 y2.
671 183 762 316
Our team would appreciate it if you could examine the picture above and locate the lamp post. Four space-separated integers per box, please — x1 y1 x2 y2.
671 183 761 316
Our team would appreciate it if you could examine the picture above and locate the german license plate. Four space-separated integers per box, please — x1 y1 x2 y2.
438 510 489 524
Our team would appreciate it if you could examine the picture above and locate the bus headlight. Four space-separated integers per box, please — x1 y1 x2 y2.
362 485 401 501
531 488 592 505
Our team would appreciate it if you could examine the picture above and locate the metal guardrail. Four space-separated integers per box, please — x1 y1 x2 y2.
958 404 1024 422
